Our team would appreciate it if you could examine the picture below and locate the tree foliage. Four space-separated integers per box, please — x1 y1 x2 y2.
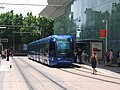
0 11 54 50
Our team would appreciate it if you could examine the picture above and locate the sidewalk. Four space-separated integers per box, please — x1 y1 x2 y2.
0 59 11 71
73 62 120 74
0 58 13 90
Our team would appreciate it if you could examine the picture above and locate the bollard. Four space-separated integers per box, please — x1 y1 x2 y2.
10 65 12 68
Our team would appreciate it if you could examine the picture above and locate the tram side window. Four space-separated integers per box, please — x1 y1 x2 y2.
40 44 44 56
50 41 56 57
44 42 49 56
39 43 42 55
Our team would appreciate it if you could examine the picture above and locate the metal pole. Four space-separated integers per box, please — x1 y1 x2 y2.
105 20 108 52
13 34 15 54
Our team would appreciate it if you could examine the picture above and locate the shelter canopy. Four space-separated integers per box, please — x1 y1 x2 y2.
39 0 73 19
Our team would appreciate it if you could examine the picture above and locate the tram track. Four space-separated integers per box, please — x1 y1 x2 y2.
13 58 35 90
13 56 120 89
58 68 120 85
15 57 68 90
57 64 120 80
9 56 120 90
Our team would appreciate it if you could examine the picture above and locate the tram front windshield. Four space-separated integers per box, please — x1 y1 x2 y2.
56 38 71 57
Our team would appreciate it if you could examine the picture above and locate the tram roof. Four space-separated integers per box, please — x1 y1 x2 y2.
39 0 73 19
28 35 73 45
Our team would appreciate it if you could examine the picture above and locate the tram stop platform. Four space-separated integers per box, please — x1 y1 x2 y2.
0 57 13 90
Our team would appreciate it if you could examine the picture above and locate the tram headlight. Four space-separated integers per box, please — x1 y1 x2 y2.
52 38 56 41
58 58 61 60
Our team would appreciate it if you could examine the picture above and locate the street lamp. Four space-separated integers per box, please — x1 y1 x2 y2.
77 28 83 40
102 20 108 52
105 20 108 52
76 17 81 41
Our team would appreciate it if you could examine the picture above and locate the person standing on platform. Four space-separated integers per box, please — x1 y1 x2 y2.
74 50 77 63
90 51 98 74
117 50 120 67
108 49 113 66
81 50 89 63
6 49 11 61
77 48 83 64
105 51 110 66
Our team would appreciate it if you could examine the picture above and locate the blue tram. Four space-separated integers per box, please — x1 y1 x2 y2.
27 35 74 66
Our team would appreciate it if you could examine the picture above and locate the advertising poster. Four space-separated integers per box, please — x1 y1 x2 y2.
91 42 102 59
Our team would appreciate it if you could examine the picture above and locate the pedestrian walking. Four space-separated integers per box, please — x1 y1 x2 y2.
117 50 120 67
81 50 89 63
1 49 6 59
10 48 13 58
108 49 113 66
105 51 110 66
90 51 98 74
77 48 82 64
6 48 11 61
74 50 77 63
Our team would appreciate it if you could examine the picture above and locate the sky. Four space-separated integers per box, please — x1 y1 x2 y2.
0 0 48 17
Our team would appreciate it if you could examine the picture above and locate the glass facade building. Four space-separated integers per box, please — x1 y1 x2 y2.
54 0 120 53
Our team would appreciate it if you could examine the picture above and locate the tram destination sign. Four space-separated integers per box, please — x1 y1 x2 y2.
0 38 8 42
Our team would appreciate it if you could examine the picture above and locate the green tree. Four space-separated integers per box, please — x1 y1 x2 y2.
21 14 54 43
0 10 23 48
37 16 54 38
0 11 54 53
20 12 39 43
